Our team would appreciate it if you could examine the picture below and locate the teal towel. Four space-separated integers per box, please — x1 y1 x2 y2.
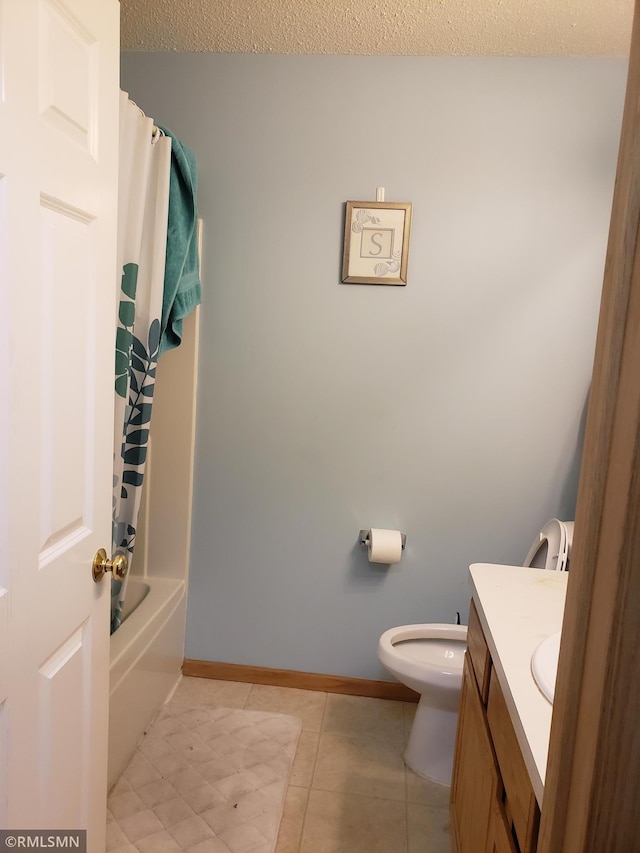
159 126 202 355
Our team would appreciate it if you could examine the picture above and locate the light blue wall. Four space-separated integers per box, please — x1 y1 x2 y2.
121 54 626 680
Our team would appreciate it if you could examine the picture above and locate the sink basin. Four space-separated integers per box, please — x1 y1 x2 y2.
531 631 561 703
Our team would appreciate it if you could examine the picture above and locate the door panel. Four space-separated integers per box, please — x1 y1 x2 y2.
38 198 95 563
38 0 98 154
37 625 89 826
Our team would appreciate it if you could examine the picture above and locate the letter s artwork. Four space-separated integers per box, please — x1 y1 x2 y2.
352 211 402 277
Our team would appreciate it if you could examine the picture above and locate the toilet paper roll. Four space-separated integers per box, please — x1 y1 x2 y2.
368 528 403 564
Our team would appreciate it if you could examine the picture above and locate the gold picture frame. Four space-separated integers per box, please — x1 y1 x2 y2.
341 201 412 286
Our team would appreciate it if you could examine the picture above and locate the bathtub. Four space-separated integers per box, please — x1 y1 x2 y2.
107 576 187 790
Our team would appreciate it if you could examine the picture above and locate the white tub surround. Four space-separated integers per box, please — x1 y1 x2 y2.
468 563 568 805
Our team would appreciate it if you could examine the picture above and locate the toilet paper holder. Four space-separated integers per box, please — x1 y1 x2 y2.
359 529 406 550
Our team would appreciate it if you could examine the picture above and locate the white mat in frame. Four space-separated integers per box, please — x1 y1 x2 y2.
107 704 302 852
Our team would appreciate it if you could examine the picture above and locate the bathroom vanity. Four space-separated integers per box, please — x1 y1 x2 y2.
450 564 568 853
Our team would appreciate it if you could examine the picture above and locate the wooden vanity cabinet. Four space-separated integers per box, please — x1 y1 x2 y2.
451 600 540 853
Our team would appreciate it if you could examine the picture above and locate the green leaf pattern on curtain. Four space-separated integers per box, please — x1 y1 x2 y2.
111 262 161 633
115 263 138 401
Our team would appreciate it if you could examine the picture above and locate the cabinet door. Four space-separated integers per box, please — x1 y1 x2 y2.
489 802 518 853
451 655 501 853
487 672 540 851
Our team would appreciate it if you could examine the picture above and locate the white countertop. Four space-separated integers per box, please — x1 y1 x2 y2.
469 562 568 806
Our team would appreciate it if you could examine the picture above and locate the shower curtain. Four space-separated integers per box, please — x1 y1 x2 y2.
111 93 172 632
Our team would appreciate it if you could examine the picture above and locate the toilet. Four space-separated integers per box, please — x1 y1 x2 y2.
378 623 466 785
377 518 574 786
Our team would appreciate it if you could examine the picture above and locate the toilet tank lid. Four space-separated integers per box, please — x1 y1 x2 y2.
523 518 573 571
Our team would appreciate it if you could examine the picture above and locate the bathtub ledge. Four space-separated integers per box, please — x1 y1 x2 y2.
110 577 184 695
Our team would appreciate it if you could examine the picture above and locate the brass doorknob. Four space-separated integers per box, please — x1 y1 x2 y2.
92 548 128 583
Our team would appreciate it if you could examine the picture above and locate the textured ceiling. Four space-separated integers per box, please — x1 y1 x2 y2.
120 0 634 56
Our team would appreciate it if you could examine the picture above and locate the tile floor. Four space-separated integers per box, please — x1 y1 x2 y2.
111 676 451 853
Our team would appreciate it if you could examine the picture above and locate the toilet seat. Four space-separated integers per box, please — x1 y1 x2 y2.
378 624 467 695
523 518 573 572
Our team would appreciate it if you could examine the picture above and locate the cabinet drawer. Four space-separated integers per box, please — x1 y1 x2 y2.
487 673 540 852
467 599 491 703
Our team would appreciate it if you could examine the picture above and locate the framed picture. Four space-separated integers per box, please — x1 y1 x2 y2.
341 201 413 285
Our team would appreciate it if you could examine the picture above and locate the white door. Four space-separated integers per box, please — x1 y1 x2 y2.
0 0 119 847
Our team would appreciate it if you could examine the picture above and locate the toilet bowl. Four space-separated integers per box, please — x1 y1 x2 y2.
377 518 574 786
377 624 467 785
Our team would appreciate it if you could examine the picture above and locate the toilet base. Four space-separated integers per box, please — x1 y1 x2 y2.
404 693 459 786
